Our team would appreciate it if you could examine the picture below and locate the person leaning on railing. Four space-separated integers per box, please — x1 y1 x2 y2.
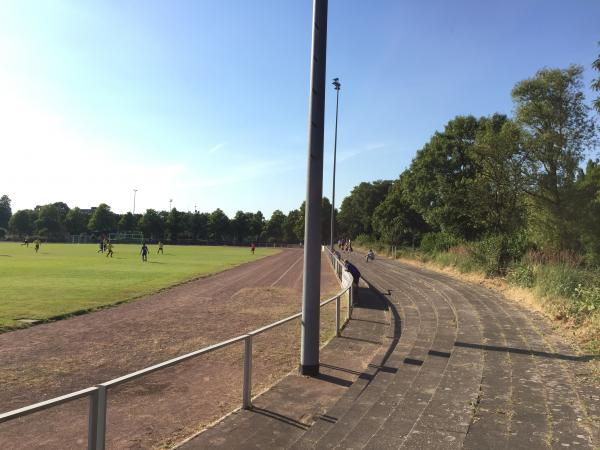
344 259 360 305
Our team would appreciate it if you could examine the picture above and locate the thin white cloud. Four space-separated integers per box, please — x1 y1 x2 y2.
365 143 386 151
337 143 388 162
208 142 227 153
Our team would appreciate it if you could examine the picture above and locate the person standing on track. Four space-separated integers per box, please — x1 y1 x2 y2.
157 241 164 254
251 242 256 255
140 242 149 262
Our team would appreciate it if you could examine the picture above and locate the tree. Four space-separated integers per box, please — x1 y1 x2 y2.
231 211 251 242
0 195 11 236
118 212 138 232
512 65 596 250
265 210 286 242
575 160 600 264
402 116 481 239
320 197 333 245
468 115 526 235
372 180 428 246
65 207 89 235
35 204 64 236
337 180 393 238
592 43 600 114
284 209 302 243
189 212 209 240
88 203 116 233
248 211 265 241
138 209 164 240
165 208 184 241
8 209 35 237
208 208 230 241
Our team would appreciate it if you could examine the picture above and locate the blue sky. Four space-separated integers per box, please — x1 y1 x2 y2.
1 0 599 217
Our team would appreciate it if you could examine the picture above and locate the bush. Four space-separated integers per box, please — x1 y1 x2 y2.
507 264 536 287
420 232 463 254
469 233 530 276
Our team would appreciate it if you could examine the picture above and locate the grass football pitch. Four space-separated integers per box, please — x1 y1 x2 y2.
0 242 278 331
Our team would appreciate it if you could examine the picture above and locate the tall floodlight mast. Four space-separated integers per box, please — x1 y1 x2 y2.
133 189 138 214
300 0 329 376
330 78 341 251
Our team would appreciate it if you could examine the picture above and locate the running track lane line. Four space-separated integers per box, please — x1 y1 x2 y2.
270 254 304 287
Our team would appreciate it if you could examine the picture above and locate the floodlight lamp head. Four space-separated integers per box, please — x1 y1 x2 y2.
332 78 341 90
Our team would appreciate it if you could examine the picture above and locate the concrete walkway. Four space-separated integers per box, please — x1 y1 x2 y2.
178 255 600 449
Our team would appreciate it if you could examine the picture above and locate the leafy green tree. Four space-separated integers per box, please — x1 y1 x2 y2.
512 65 596 250
35 204 64 236
88 203 116 233
592 43 600 114
138 209 164 240
118 212 138 232
265 209 286 242
166 208 184 241
372 180 428 246
65 207 89 235
468 115 526 235
231 211 251 242
284 209 302 243
575 160 600 264
248 211 264 241
189 212 209 240
402 116 480 239
0 195 11 236
208 208 230 241
338 180 392 238
321 197 333 245
8 209 35 237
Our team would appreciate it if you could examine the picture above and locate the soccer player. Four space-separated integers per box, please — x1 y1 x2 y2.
157 241 164 254
140 243 149 262
106 241 114 258
97 239 104 253
251 242 256 255
21 237 29 247
34 238 41 253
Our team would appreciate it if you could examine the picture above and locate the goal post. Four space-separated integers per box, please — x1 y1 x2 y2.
108 231 144 244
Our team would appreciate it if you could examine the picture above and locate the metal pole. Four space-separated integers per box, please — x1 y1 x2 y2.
87 391 99 450
330 79 340 251
300 0 328 377
133 189 137 215
243 336 252 409
335 295 340 336
94 385 107 450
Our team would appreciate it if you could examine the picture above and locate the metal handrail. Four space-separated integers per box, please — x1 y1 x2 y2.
0 251 353 450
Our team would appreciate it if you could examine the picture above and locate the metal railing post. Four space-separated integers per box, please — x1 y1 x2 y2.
335 295 340 336
94 385 107 450
87 390 99 450
243 335 253 409
349 285 353 319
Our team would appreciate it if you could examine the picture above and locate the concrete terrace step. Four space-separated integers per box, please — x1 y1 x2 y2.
179 284 389 450
178 254 599 450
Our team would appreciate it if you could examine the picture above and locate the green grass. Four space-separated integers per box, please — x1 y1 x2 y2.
0 242 278 330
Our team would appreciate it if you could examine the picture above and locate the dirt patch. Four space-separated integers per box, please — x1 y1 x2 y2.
0 249 342 449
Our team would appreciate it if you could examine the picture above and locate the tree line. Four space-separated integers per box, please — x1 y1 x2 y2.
0 195 335 245
335 58 600 267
